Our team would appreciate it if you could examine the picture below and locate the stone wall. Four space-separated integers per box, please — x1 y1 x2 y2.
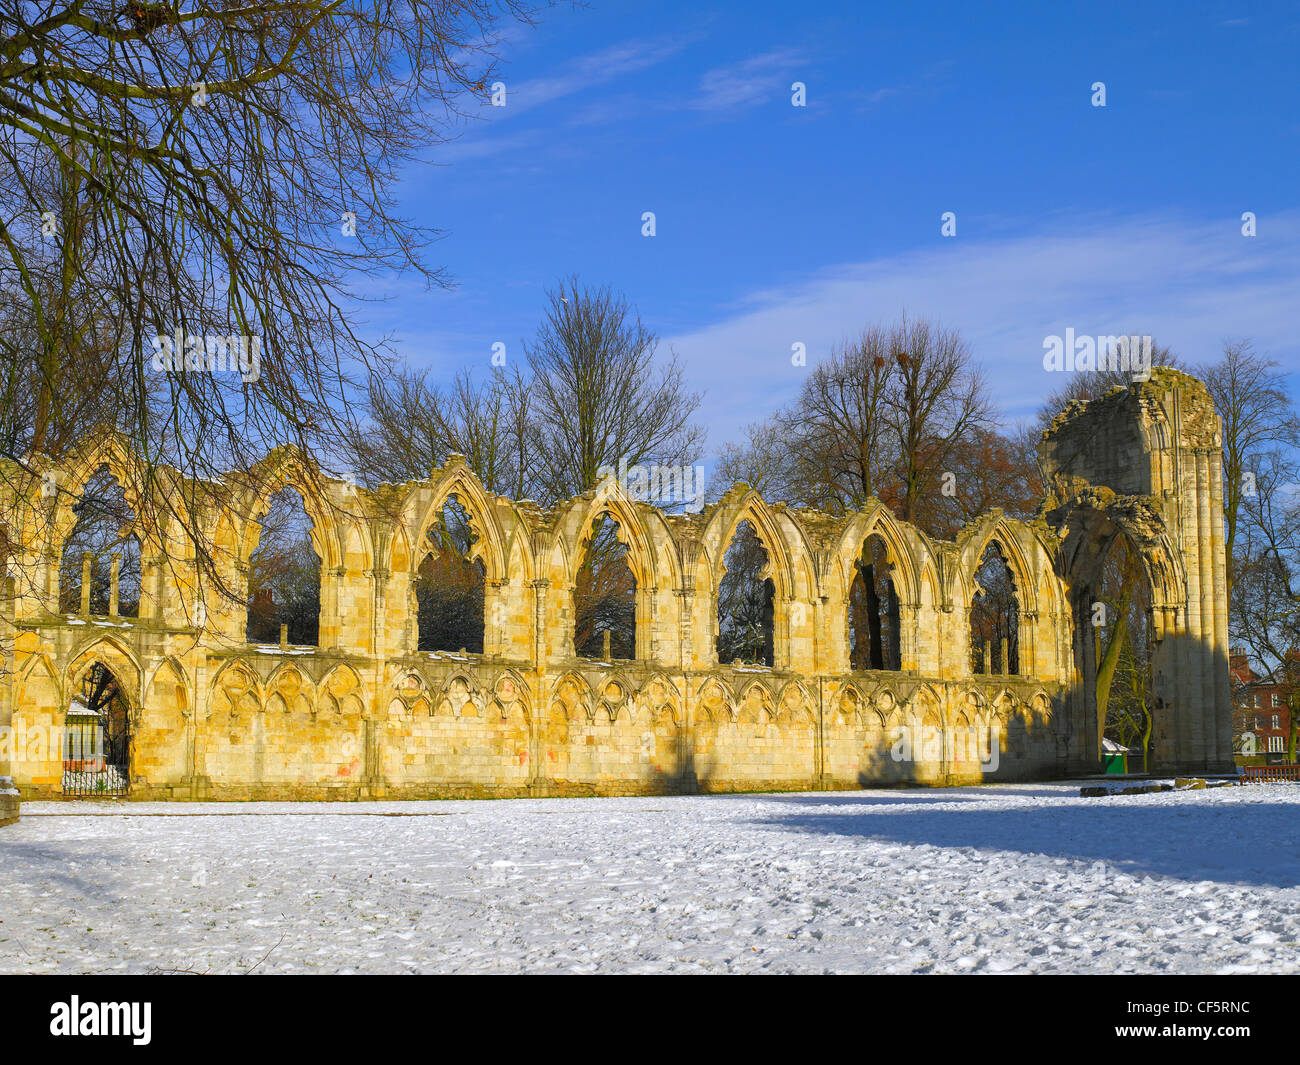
0 369 1233 813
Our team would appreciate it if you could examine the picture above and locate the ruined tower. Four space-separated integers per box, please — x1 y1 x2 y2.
1039 368 1233 774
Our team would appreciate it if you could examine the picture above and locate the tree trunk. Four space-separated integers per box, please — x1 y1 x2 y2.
1095 596 1131 761
863 562 883 669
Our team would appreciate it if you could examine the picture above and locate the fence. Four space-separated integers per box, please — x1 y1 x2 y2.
1241 764 1300 782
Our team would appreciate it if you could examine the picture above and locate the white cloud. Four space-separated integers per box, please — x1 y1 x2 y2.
691 48 807 112
434 33 701 162
663 211 1300 448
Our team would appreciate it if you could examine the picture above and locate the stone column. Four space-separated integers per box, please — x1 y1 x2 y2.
80 551 93 615
1209 449 1233 765
676 582 698 792
109 552 121 616
369 568 390 657
0 577 18 825
530 578 550 667
812 596 827 674
641 586 657 662
1020 609 1038 679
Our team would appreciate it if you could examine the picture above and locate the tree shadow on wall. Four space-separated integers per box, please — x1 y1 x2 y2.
649 729 712 795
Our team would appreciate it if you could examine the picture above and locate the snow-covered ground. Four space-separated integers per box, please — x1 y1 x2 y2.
2 782 1298 974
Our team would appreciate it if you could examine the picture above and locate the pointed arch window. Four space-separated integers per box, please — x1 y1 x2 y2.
849 534 901 670
717 519 774 666
59 466 142 617
573 511 636 660
247 485 320 645
970 541 1019 675
416 494 486 653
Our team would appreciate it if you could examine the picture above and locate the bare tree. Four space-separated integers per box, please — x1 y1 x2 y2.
245 485 319 645
1231 449 1300 761
884 316 994 525
782 326 896 513
928 424 1042 538
0 0 536 601
349 365 534 497
713 316 997 538
969 541 1020 676
712 418 799 503
1094 536 1155 768
414 496 485 654
524 277 705 503
1200 340 1300 600
57 465 141 615
572 513 635 660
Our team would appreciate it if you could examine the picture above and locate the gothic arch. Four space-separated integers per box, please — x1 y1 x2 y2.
704 490 803 602
695 676 737 723
144 656 191 704
66 636 142 704
1057 503 1186 618
408 461 509 582
560 480 669 592
209 658 262 711
387 525 413 576
954 515 1039 616
240 447 344 571
490 669 532 722
29 429 149 554
832 503 925 606
550 670 595 721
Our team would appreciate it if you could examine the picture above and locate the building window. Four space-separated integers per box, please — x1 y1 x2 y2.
1273 714 1280 730
1268 735 1285 754
1253 693 1260 707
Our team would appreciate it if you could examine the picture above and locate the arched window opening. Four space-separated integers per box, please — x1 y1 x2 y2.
717 520 774 667
416 495 485 653
247 485 320 645
1096 536 1155 772
849 534 901 670
573 512 636 660
970 541 1019 675
63 662 130 796
59 467 142 617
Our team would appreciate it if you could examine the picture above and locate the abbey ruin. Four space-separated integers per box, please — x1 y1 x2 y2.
0 368 1233 823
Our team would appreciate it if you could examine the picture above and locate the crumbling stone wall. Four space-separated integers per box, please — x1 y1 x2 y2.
0 369 1232 813
1039 367 1233 774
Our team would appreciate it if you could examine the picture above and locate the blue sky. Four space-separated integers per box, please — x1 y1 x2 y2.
356 0 1300 457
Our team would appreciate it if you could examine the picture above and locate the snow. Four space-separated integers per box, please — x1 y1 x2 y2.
2 782 1298 974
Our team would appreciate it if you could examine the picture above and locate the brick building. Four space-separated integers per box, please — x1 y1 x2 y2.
1229 647 1296 758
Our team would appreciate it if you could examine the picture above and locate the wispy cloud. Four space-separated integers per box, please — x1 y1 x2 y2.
433 34 700 163
505 36 696 117
691 48 808 112
847 58 953 114
663 211 1300 447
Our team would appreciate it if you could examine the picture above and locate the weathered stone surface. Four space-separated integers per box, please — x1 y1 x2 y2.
0 369 1232 815
0 776 18 827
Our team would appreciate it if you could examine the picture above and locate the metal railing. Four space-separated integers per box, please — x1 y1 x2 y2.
1241 764 1300 782
62 717 130 797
